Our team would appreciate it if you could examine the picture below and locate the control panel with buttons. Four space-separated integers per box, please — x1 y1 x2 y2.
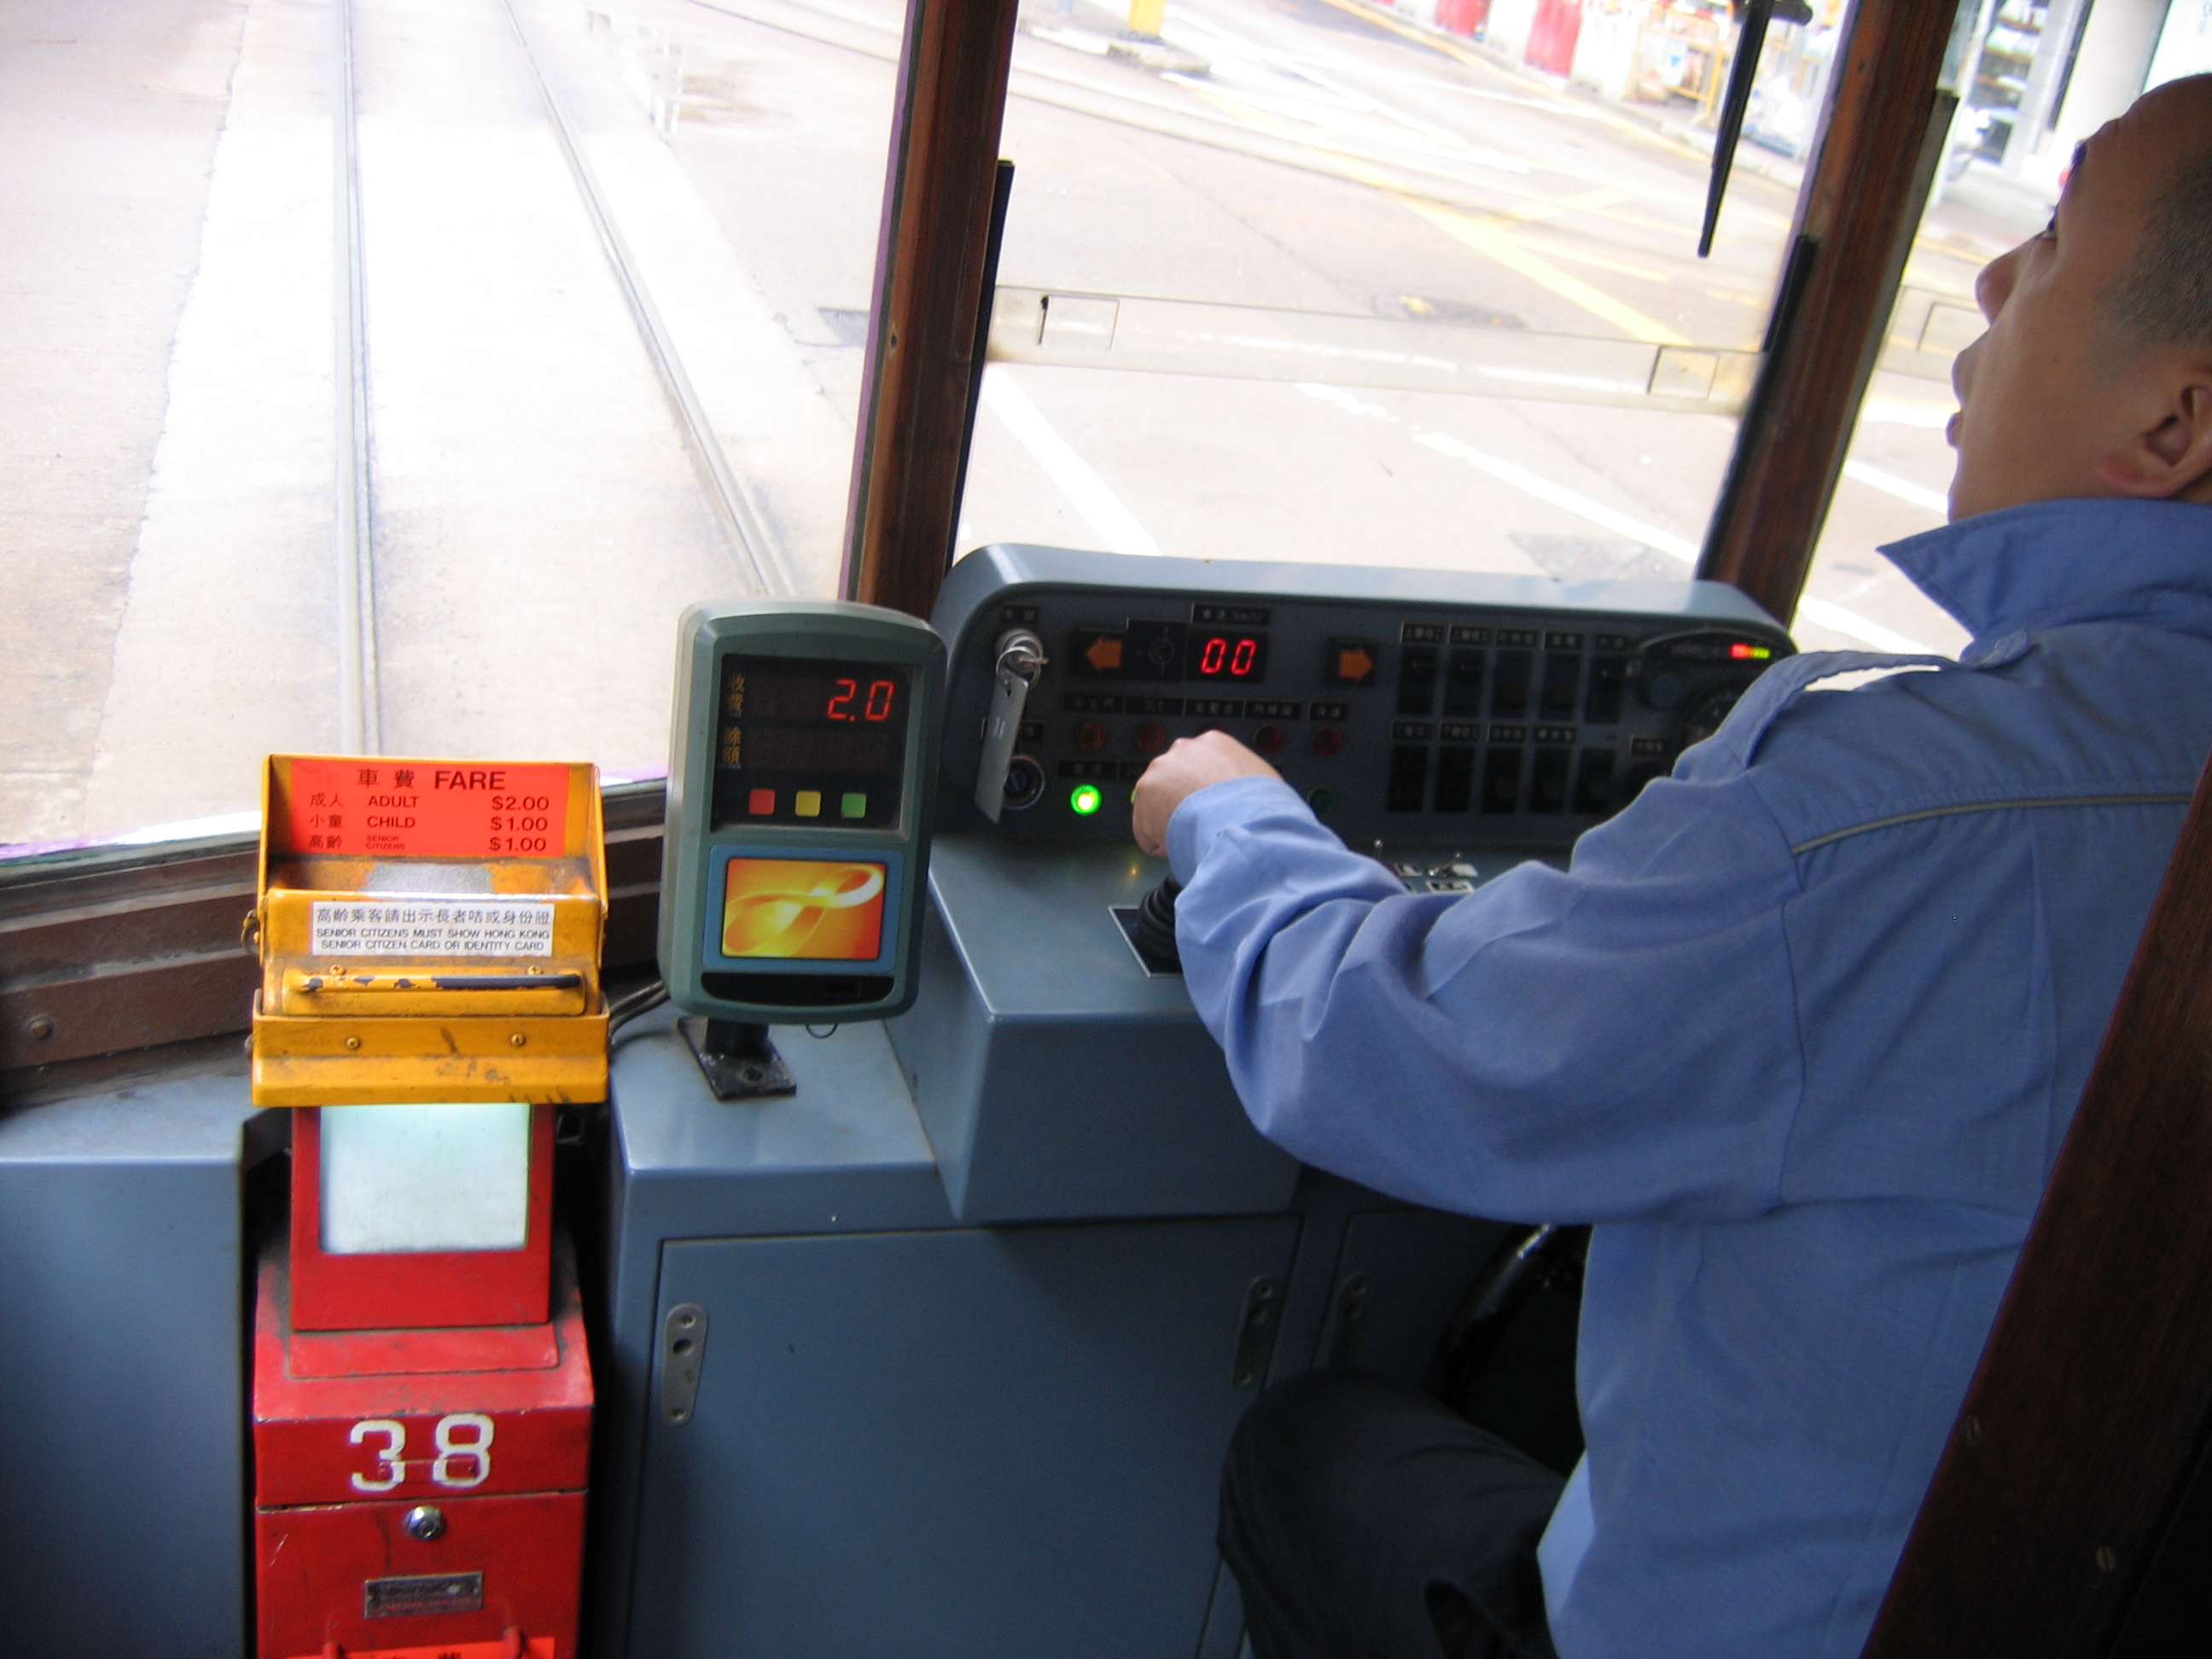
930 544 1794 850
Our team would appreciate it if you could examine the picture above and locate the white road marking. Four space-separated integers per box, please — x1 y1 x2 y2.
1412 430 1701 560
981 369 1165 558
1402 416 1936 654
971 376 1943 668
1842 459 1950 515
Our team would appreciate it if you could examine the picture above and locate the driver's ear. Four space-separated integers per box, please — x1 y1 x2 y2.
2100 371 2212 501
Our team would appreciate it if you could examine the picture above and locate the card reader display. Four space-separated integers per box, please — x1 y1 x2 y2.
713 658 911 830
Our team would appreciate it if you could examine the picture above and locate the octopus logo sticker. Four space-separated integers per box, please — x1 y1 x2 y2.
721 859 886 960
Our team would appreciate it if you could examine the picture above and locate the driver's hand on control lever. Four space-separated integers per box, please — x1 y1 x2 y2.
1132 732 1283 859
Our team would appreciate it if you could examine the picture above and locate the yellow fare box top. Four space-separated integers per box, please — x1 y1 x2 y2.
250 756 610 1104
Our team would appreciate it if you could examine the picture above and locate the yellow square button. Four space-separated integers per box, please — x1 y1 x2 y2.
795 790 823 818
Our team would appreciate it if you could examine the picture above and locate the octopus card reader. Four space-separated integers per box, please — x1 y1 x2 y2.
660 601 946 1094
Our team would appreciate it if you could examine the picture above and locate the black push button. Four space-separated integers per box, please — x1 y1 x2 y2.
1398 645 1440 716
1388 745 1429 813
1435 747 1476 813
1574 749 1615 814
1530 747 1572 813
1444 649 1486 717
1585 655 1627 723
1493 650 1533 717
1481 748 1522 813
1540 655 1581 719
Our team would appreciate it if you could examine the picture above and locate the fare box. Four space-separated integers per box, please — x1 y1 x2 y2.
251 755 610 1107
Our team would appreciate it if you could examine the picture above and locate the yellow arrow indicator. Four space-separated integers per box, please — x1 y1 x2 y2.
1086 635 1125 672
1336 646 1375 684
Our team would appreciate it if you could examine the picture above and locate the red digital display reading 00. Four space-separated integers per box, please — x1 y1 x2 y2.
1188 632 1269 683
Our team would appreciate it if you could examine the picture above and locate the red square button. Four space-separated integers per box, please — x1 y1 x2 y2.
748 789 775 815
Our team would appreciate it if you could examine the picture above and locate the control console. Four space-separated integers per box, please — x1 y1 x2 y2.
933 544 1795 851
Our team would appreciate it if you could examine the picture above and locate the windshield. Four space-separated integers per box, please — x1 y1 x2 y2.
1 0 2151 851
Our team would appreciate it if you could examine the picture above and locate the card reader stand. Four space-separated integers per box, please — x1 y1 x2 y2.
679 1016 798 1100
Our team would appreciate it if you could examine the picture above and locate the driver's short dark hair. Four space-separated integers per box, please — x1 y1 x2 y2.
2107 88 2212 351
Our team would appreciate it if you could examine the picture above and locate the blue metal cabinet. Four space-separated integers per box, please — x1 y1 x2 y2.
626 1218 1299 1659
0 1069 269 1659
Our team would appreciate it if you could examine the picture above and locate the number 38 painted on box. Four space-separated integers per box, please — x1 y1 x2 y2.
349 1412 494 1492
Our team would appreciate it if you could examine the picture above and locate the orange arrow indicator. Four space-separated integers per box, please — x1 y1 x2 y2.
1336 646 1374 684
1085 635 1125 672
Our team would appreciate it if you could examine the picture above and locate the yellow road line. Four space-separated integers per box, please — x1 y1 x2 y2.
1511 238 1668 281
1402 195 1692 344
1169 91 1718 342
1496 184 1629 224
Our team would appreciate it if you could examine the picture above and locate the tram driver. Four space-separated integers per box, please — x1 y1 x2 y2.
1131 75 2212 1659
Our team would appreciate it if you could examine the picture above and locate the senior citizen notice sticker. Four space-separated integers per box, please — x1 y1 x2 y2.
310 899 557 958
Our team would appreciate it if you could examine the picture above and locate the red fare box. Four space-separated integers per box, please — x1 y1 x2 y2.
253 1249 592 1659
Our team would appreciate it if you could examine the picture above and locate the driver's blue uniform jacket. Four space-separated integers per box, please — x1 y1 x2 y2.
1166 498 2212 1659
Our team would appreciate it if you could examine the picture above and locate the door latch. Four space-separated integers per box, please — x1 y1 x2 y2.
661 1302 707 1425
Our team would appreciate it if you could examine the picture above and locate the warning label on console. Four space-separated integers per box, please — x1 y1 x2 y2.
309 899 556 958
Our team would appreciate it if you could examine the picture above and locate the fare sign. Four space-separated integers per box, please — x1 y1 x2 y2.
282 758 573 859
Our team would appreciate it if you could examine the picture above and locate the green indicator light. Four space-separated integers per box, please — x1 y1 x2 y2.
1069 783 1103 816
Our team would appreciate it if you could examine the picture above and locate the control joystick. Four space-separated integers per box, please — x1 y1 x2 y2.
1130 876 1184 974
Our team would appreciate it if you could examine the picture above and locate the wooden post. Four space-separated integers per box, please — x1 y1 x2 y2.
1697 0 1961 622
841 0 1022 620
1862 740 2212 1656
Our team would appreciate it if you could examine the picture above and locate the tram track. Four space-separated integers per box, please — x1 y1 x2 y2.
500 0 795 599
335 0 378 754
325 0 795 762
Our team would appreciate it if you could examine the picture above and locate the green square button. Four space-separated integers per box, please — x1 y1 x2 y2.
840 792 867 819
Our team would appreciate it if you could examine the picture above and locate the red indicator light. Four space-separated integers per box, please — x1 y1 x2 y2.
1730 643 1773 661
748 788 776 815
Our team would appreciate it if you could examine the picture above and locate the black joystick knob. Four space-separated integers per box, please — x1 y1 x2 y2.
1132 876 1183 974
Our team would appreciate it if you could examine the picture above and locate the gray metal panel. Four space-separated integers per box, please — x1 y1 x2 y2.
934 543 1786 639
593 1012 952 1659
926 544 1795 847
0 1071 265 1659
628 1217 1300 1659
887 836 1299 1223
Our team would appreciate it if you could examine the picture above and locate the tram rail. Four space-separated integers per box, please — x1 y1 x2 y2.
323 0 797 765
